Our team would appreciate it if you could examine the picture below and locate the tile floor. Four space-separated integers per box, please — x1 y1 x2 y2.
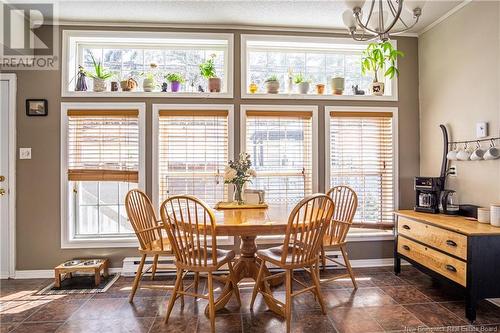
1 266 499 333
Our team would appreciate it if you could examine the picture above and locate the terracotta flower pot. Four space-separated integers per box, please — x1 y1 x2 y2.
208 78 221 92
315 84 325 95
265 80 280 94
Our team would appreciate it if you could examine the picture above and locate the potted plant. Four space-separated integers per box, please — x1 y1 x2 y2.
165 73 185 92
361 41 404 96
331 76 345 95
142 63 157 92
85 53 113 92
293 73 310 94
224 153 257 205
264 75 280 94
199 54 221 92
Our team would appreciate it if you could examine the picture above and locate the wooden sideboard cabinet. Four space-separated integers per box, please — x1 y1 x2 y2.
394 210 500 322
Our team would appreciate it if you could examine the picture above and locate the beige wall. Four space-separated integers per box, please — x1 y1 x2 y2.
419 2 500 207
10 26 419 270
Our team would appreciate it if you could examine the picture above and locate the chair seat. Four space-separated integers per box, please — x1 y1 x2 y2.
185 248 235 267
141 238 172 253
256 245 313 268
322 234 345 247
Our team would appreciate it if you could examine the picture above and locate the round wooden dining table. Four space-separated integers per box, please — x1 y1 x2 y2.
209 204 292 317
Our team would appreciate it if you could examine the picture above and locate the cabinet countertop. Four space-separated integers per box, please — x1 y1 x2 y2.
395 210 500 236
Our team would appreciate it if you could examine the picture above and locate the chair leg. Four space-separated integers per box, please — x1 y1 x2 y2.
311 262 327 315
285 269 292 333
164 268 183 324
340 245 357 289
151 254 159 280
179 270 185 308
320 245 327 271
194 272 200 295
129 254 146 303
228 261 241 307
207 272 216 333
250 259 266 309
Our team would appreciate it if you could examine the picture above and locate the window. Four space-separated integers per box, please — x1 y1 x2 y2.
153 105 233 208
241 35 397 100
326 107 397 228
61 103 146 247
241 105 318 206
62 30 233 97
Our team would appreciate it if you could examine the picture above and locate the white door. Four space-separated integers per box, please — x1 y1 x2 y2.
0 75 15 278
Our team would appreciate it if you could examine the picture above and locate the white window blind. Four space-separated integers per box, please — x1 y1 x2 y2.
329 111 394 228
158 110 229 206
67 109 140 236
245 110 313 205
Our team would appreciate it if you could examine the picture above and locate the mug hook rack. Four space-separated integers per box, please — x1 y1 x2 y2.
448 137 500 145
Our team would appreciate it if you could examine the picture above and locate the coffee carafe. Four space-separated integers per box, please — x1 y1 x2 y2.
440 190 459 215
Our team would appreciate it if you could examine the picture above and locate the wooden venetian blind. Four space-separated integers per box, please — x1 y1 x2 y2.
329 111 394 228
67 109 140 183
245 110 313 205
158 110 229 206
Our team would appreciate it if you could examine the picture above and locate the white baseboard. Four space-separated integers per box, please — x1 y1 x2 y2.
12 268 122 279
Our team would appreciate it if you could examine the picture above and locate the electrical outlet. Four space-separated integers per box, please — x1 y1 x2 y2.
19 148 31 160
448 165 457 177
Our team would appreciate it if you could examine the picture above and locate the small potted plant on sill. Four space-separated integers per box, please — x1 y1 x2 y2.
165 73 185 92
293 73 310 94
361 41 404 96
142 63 157 92
85 53 113 92
264 75 280 94
224 152 257 205
199 54 221 92
331 76 345 95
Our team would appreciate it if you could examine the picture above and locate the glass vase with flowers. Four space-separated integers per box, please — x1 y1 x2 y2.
224 153 257 205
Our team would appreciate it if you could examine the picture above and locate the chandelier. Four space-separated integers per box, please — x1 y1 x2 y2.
342 0 424 41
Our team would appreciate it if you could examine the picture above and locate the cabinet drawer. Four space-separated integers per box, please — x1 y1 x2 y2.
398 217 467 260
398 236 467 286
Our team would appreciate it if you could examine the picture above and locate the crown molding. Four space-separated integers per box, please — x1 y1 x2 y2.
48 20 419 38
418 0 473 36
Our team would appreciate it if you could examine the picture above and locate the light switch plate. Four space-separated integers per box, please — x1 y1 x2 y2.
476 122 488 138
19 148 31 160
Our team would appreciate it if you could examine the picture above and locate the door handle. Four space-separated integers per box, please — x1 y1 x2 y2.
0 188 5 196
402 245 410 251
446 240 457 247
445 264 457 272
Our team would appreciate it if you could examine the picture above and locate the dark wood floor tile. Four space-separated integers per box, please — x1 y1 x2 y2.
242 312 285 332
403 303 469 327
365 273 412 287
197 313 242 332
364 304 426 331
0 300 48 323
380 285 433 304
327 307 384 333
23 298 85 322
291 312 337 332
441 300 500 325
58 318 154 333
0 322 18 333
346 287 398 308
150 315 198 333
68 297 126 320
110 296 163 318
414 284 465 302
10 322 63 333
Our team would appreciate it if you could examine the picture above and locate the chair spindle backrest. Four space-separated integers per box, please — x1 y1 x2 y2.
325 186 358 245
160 195 218 267
125 189 165 251
282 194 335 265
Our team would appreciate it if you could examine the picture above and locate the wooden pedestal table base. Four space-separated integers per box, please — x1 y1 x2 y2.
206 236 285 317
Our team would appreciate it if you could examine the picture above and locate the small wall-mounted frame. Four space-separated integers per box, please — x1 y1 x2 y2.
26 99 48 116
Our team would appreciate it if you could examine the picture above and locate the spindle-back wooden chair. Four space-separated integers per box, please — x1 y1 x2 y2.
320 186 358 288
250 194 335 333
160 195 241 333
125 189 172 303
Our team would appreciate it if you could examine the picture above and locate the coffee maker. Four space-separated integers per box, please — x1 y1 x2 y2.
414 177 444 213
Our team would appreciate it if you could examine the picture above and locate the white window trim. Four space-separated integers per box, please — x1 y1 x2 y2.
152 104 235 245
240 34 398 102
324 106 399 228
60 102 146 249
61 30 234 98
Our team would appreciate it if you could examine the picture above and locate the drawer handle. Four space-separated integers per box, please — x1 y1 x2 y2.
446 240 457 247
402 225 411 230
445 264 457 273
402 245 410 251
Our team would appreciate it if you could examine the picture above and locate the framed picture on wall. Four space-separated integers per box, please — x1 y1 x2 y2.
26 99 48 116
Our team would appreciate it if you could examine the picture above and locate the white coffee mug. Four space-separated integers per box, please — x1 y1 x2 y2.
477 207 490 224
470 143 485 161
456 144 472 161
447 145 459 161
490 204 500 227
484 146 500 160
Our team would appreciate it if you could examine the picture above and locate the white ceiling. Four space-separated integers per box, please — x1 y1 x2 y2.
51 0 465 34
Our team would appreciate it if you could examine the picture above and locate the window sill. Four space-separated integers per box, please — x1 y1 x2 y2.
241 92 398 102
61 237 139 249
62 91 234 99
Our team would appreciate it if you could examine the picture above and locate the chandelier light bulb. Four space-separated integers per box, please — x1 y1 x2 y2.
342 9 357 29
345 0 366 10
